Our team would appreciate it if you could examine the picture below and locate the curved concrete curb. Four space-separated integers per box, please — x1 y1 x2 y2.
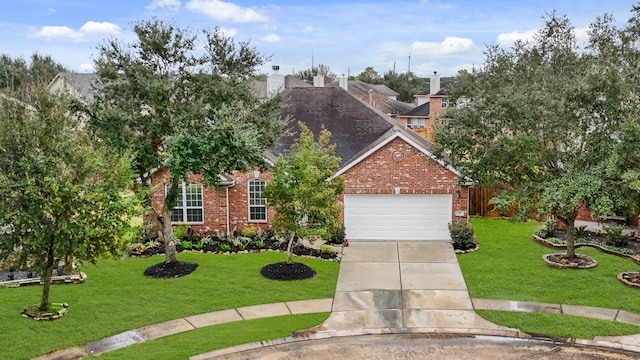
34 297 640 360
33 298 334 360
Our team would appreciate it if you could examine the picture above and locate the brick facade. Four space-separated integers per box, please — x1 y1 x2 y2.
340 137 468 222
150 168 274 235
150 136 468 234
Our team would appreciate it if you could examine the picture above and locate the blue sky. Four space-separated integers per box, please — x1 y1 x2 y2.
1 0 636 77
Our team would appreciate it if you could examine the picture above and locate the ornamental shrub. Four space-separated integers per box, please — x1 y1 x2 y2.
449 221 476 250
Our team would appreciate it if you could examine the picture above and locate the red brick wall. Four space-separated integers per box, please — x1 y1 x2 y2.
149 137 469 233
341 137 469 222
150 168 274 235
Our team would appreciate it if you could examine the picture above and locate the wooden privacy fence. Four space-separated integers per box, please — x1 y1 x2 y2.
468 186 537 219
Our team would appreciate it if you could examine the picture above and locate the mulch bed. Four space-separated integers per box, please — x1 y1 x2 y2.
542 253 598 269
618 271 640 288
553 228 640 255
260 262 316 280
143 261 198 279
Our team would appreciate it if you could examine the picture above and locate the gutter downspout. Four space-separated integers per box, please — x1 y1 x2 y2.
225 181 236 236
218 177 236 236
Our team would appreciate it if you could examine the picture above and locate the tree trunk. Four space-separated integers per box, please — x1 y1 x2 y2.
565 217 577 259
158 181 180 264
286 232 296 264
40 264 53 311
40 240 56 311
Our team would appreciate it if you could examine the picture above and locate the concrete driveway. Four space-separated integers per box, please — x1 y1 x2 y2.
317 241 514 334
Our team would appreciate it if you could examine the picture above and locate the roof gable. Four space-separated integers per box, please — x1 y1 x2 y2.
332 129 461 179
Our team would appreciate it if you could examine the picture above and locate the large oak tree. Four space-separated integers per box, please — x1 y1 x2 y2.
436 9 640 258
88 19 285 264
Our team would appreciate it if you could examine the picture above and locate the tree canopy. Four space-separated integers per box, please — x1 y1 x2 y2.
87 18 285 264
0 53 67 92
435 8 640 257
0 88 139 311
265 123 344 264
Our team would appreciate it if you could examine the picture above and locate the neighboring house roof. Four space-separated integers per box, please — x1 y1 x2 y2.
385 97 415 115
346 80 399 98
271 86 457 177
48 72 98 102
399 102 430 117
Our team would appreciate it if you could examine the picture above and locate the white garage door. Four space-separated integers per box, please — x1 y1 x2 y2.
344 194 452 240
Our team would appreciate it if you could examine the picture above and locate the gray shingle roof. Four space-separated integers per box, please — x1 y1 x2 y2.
55 72 99 102
399 102 430 117
272 87 396 167
347 80 399 97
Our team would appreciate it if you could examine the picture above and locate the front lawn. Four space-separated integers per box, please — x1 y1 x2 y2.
462 218 640 337
89 313 329 359
0 252 338 360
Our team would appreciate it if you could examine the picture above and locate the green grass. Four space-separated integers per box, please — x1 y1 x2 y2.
477 310 640 339
0 252 338 360
463 218 640 337
89 313 329 359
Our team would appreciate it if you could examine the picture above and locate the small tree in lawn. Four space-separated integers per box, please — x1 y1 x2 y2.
265 123 344 266
0 87 139 313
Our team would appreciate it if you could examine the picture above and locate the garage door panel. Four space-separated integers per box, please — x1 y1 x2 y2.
344 194 452 241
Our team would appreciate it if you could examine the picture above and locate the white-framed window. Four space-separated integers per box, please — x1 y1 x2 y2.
406 118 426 129
166 181 204 223
441 97 448 108
248 178 267 222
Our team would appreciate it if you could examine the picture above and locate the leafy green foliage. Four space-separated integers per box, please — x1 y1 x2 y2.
534 227 549 239
602 225 634 248
265 123 345 263
382 70 425 102
354 66 383 84
0 52 66 91
436 9 640 257
87 19 285 263
0 87 140 310
574 225 588 238
448 221 476 250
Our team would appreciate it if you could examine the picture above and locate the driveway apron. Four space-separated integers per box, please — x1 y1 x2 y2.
320 241 508 332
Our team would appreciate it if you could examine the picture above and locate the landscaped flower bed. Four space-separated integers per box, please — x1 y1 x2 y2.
128 227 342 261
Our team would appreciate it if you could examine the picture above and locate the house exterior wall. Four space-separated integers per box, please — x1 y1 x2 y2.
149 137 468 234
150 168 274 235
340 137 468 223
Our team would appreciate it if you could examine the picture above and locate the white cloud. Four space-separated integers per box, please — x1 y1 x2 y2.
302 25 313 33
411 36 477 58
80 21 120 34
32 26 85 42
497 26 590 48
48 8 56 13
31 21 120 42
186 0 268 23
218 27 237 37
262 33 280 42
79 63 95 72
496 29 537 48
146 0 181 10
